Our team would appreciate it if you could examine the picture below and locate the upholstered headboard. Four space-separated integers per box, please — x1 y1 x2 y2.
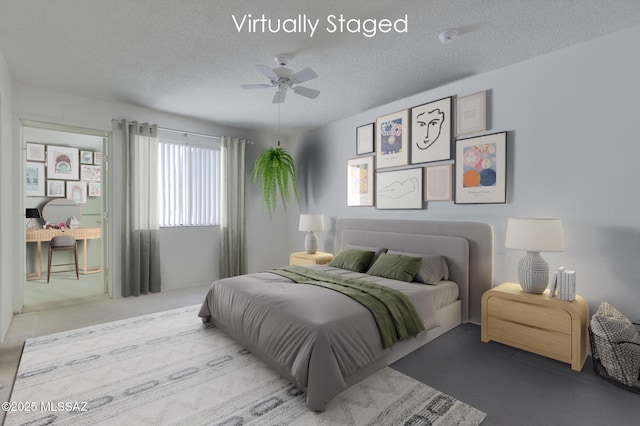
335 218 493 324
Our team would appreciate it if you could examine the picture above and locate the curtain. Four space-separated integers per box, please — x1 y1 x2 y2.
220 136 247 278
123 120 161 296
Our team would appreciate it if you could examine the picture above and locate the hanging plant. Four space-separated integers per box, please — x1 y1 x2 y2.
251 146 299 217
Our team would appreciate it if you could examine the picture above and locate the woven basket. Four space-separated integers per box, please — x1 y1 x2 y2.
589 326 640 394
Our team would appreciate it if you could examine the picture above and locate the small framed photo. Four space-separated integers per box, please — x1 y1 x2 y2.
356 123 374 155
26 162 45 197
347 155 375 206
376 110 409 169
424 164 452 201
455 131 507 204
47 145 79 180
47 180 66 197
455 90 487 137
66 181 87 204
80 150 94 164
93 152 102 165
80 164 101 182
88 182 101 197
26 142 46 162
411 96 452 164
376 167 423 210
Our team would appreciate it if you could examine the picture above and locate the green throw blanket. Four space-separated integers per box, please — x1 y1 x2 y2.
269 265 425 348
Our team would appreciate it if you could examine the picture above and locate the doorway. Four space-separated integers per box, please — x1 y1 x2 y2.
22 121 110 311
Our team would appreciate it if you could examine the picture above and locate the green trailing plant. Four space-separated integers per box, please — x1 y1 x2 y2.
251 147 299 217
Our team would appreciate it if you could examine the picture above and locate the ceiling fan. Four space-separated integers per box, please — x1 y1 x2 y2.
241 55 320 104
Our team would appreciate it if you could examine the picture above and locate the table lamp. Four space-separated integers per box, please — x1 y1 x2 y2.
25 208 41 231
505 217 564 293
299 214 324 254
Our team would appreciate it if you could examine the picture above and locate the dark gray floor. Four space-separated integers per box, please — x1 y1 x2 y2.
391 324 640 426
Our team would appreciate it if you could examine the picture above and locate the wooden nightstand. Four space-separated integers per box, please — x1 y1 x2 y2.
289 251 334 266
481 283 589 371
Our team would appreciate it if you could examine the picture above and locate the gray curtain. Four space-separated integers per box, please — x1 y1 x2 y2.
123 120 161 296
220 136 247 278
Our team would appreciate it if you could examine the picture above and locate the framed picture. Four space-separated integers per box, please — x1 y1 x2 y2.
455 131 507 204
376 167 423 210
347 156 375 206
455 90 487 137
411 97 452 164
424 164 452 201
47 145 79 180
26 162 45 196
80 150 94 164
376 110 409 169
88 182 101 197
66 181 87 204
93 152 102 165
26 142 45 162
81 164 101 182
356 123 374 155
47 180 66 197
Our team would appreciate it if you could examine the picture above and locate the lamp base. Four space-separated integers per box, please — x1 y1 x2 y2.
26 218 39 231
305 231 318 254
517 251 549 294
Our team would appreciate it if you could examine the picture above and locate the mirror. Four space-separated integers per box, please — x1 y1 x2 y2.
41 199 82 225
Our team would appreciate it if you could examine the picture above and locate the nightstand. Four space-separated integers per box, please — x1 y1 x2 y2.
289 251 334 266
481 283 589 371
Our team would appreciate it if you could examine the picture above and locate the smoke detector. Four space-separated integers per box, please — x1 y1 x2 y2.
438 30 458 45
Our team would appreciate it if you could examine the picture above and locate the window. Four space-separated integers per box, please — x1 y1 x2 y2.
158 141 220 226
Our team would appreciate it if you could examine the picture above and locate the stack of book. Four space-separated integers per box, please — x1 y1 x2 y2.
547 266 576 301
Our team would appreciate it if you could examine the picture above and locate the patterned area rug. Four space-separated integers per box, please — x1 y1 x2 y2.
6 305 486 425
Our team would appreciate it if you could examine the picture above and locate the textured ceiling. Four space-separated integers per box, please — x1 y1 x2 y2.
0 1 639 136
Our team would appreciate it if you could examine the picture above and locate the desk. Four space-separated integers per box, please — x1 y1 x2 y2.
26 228 102 280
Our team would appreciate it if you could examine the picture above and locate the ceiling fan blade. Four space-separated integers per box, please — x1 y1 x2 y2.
255 64 278 81
272 90 287 104
293 86 320 99
241 84 272 89
290 67 317 84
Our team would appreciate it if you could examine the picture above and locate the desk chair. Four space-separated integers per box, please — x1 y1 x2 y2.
47 235 79 283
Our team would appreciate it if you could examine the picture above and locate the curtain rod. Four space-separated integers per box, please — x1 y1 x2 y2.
112 119 222 141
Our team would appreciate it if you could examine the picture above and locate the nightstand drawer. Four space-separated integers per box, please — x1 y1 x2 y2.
487 317 572 360
488 297 572 334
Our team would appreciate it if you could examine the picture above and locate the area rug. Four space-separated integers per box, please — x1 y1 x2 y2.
6 305 486 425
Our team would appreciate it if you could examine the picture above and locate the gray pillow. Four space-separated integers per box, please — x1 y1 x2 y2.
328 248 375 273
387 250 449 284
366 253 422 283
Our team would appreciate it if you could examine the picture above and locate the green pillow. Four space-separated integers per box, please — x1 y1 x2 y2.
366 253 422 283
328 248 375 272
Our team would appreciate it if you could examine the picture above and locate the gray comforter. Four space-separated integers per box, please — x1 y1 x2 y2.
198 265 440 410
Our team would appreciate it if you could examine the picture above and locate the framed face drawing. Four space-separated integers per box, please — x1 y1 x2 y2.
411 97 452 164
376 110 409 169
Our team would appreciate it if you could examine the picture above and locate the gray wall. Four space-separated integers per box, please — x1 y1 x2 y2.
0 48 16 341
290 25 640 322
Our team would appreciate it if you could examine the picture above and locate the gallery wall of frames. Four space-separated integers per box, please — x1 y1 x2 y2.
348 90 507 209
25 143 102 203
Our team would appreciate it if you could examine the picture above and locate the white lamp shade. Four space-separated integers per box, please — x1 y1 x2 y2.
505 218 564 252
299 214 324 232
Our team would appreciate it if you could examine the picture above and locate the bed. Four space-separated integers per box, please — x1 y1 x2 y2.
199 218 493 411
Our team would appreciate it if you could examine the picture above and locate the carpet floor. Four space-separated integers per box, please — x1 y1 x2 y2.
6 305 486 425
